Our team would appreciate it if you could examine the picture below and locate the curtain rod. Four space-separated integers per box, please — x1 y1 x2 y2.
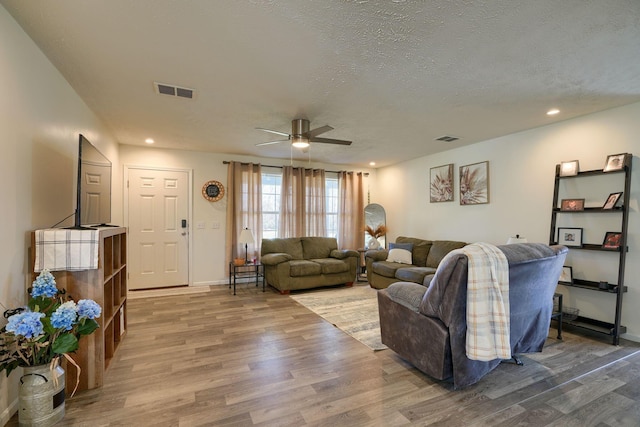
222 161 369 176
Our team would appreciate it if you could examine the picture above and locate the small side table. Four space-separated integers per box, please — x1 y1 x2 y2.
229 262 265 295
551 293 563 340
357 249 367 282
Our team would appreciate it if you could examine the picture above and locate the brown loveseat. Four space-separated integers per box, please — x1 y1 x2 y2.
365 236 466 289
261 237 359 294
377 243 568 388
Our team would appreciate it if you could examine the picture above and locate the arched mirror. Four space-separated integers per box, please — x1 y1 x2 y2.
364 203 386 249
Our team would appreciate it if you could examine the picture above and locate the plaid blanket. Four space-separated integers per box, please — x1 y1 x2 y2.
34 229 99 272
458 242 511 361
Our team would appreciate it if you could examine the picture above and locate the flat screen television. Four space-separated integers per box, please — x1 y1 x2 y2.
72 134 112 228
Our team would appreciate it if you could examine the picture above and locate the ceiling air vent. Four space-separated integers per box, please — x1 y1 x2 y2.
154 82 194 99
435 135 460 143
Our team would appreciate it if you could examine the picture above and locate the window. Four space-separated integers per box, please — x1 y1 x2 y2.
260 171 338 238
261 172 281 239
325 176 338 238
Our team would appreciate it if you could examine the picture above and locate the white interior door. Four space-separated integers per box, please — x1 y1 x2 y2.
127 167 190 289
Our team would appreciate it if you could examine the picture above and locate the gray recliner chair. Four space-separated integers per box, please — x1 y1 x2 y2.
377 243 568 389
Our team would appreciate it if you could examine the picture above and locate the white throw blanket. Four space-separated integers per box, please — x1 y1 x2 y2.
456 242 511 361
34 229 99 272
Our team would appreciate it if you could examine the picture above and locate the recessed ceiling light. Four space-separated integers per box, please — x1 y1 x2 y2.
145 138 154 144
547 109 560 116
369 162 376 166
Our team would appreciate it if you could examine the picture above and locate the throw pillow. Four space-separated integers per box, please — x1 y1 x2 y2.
389 242 414 252
386 248 413 264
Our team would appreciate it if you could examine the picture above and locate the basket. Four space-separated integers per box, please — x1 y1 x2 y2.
233 258 245 266
553 301 579 321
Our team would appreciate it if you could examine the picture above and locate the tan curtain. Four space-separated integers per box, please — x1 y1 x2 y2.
337 171 364 250
304 168 326 236
279 166 305 237
279 166 326 237
225 162 262 265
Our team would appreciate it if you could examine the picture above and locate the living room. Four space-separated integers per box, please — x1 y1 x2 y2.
2 2 640 425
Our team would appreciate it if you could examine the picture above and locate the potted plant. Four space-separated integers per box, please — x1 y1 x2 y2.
0 269 101 426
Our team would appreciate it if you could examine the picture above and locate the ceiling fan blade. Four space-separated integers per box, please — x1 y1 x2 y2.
256 127 291 137
256 139 289 146
309 137 352 146
306 125 334 138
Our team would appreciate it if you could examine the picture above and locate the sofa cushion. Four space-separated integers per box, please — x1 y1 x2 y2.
386 282 428 312
289 260 322 277
395 266 437 283
302 237 337 259
386 248 413 264
311 258 350 274
426 240 467 268
397 236 433 267
372 261 405 278
262 238 304 259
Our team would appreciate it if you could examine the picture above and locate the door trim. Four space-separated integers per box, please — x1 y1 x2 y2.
124 164 193 287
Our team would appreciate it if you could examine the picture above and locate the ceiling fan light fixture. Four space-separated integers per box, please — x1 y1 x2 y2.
291 135 310 148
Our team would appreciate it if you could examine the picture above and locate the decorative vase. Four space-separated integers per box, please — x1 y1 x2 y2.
18 360 65 427
368 237 380 250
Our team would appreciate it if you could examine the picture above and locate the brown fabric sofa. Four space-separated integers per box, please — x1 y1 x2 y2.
365 236 466 289
261 237 359 294
377 243 568 388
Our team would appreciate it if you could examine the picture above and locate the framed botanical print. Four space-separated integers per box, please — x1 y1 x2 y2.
430 164 454 202
460 161 489 205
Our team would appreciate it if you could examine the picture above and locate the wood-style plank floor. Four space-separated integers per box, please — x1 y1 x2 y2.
7 283 640 426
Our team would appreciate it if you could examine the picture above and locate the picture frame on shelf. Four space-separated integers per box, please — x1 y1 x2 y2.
602 192 623 210
603 153 628 172
429 163 454 203
557 227 583 247
559 266 573 284
559 160 579 177
602 231 623 250
560 198 585 211
459 161 489 205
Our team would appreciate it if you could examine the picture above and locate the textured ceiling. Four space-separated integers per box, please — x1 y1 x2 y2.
3 0 640 167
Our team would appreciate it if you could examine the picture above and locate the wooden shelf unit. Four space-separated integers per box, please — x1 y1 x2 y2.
549 156 632 345
30 227 127 392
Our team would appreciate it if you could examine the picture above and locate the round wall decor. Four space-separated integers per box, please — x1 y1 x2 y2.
202 180 225 202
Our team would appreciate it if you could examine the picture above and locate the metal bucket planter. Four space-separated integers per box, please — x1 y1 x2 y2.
18 361 65 427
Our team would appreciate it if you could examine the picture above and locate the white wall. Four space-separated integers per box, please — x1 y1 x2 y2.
0 6 121 422
119 145 374 286
376 102 640 342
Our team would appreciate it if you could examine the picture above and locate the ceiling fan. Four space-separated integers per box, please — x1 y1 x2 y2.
256 119 352 148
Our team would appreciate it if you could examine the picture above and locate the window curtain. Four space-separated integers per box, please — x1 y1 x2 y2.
337 171 364 250
304 168 326 236
225 162 262 265
279 166 326 237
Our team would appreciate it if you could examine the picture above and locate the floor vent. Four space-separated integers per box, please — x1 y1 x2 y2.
154 82 194 99
435 135 460 142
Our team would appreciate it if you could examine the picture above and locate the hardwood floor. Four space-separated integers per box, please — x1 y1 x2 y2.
7 283 640 426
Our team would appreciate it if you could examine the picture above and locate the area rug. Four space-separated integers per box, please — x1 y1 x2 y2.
289 284 387 351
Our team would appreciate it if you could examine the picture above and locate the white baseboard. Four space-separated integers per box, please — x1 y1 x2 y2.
621 332 640 343
193 280 227 286
1 399 17 425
